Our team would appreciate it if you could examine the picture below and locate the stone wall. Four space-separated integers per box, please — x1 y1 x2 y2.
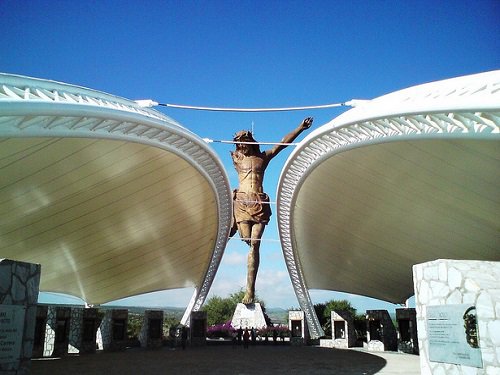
68 308 83 354
139 310 163 348
0 259 41 375
97 309 128 351
42 306 56 357
42 306 72 357
413 259 500 374
67 308 100 354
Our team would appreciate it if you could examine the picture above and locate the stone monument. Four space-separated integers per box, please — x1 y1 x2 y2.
74 308 100 354
43 306 71 357
139 310 163 349
190 311 207 346
288 310 309 345
331 310 356 348
413 259 500 374
396 308 418 354
0 259 41 375
97 309 128 351
365 310 397 352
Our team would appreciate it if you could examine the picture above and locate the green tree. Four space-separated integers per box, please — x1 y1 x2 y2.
163 312 180 336
203 295 235 326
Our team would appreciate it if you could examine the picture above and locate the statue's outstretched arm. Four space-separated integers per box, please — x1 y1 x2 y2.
265 117 313 160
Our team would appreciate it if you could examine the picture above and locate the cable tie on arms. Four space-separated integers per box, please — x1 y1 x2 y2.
203 139 298 146
234 199 276 205
228 237 281 243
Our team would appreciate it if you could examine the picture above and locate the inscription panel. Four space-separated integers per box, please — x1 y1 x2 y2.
427 304 482 368
0 305 25 366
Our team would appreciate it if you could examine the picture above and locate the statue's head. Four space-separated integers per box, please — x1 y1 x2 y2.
233 130 260 155
233 130 256 142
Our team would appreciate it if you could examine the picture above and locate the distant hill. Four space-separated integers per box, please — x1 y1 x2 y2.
265 307 288 325
101 305 185 319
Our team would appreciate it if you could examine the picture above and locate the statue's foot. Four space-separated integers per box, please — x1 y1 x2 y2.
242 292 254 305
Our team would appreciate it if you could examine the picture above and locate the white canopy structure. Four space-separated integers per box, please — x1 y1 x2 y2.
0 73 232 323
277 71 500 338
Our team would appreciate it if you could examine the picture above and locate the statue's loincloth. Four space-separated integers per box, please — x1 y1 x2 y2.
232 190 272 225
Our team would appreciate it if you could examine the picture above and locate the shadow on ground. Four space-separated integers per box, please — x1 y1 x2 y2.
31 345 388 375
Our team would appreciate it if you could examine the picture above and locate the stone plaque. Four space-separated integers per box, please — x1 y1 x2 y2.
0 305 25 365
427 304 482 368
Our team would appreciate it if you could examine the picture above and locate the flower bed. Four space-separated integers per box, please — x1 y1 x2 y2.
207 321 235 339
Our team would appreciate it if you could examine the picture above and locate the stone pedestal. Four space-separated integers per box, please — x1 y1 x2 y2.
139 310 163 348
0 259 41 375
231 303 267 330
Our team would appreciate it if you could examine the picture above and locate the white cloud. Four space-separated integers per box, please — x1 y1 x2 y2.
221 251 246 266
255 269 299 308
103 288 194 308
206 272 246 300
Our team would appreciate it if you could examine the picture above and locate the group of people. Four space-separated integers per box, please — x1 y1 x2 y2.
232 327 257 348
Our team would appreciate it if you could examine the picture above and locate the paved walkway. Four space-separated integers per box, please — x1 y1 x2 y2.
31 345 421 375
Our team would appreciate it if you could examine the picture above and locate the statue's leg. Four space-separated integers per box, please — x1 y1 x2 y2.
242 223 265 304
237 222 252 245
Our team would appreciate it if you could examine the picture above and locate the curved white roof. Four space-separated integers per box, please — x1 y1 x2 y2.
0 73 232 320
277 71 500 338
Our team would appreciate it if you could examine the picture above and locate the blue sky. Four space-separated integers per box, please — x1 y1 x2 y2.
2 1 498 312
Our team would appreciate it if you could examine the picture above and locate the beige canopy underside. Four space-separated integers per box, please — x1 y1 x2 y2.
0 137 218 305
292 138 499 303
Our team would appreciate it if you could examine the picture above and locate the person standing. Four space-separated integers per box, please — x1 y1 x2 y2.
181 326 188 350
243 328 250 349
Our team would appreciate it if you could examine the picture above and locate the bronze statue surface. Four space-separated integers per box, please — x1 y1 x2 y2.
229 117 313 304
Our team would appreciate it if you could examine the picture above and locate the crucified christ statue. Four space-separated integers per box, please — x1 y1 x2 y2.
229 117 313 304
